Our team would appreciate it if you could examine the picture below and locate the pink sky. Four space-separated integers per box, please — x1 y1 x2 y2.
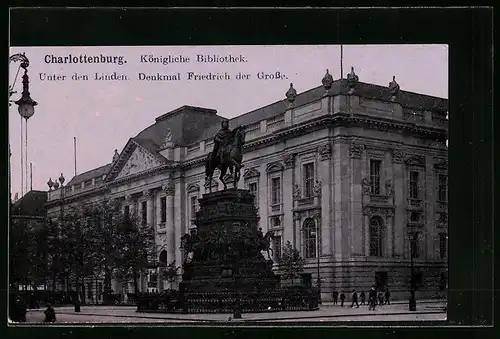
8 45 448 196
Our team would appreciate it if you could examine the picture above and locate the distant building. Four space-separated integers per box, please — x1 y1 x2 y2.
11 190 48 291
45 72 448 301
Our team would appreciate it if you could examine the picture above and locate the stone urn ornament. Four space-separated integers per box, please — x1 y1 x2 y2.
285 83 297 103
389 75 400 101
322 69 334 94
346 67 359 95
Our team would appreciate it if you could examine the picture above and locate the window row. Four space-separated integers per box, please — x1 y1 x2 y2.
369 216 447 259
368 159 447 202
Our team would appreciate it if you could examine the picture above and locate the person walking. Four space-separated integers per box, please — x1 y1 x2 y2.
378 291 384 306
360 290 366 305
350 290 359 308
44 302 56 323
368 286 377 311
332 290 338 305
385 289 391 305
339 292 345 307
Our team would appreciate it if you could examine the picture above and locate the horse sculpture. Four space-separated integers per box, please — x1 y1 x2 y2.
205 125 246 191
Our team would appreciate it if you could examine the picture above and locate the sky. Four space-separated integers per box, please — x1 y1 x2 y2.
8 45 448 197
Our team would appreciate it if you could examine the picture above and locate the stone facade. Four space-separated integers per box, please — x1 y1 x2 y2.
45 78 448 301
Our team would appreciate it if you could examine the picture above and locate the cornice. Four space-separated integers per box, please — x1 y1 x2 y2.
45 185 111 208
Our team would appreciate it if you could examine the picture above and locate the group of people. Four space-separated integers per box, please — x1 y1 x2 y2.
332 287 391 310
9 296 56 323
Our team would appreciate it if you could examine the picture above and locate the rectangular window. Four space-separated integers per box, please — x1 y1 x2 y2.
270 216 281 228
124 205 130 220
273 236 282 261
438 174 448 202
141 201 147 224
271 177 281 205
190 196 198 220
303 163 315 198
248 182 258 207
370 160 381 195
160 197 167 223
439 233 447 259
409 171 420 199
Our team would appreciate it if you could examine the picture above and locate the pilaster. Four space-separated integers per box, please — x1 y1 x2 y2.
318 142 333 256
163 182 175 266
333 141 349 260
425 155 436 260
282 153 295 251
349 142 364 256
174 180 185 268
392 149 405 257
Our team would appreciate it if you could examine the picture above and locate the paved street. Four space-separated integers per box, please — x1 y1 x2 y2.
18 300 446 324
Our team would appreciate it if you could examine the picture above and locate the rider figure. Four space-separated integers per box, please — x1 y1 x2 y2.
213 119 233 165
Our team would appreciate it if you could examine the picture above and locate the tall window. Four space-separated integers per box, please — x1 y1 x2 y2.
160 197 167 223
409 171 420 199
124 205 130 220
248 182 258 207
370 160 381 195
273 236 282 261
271 177 281 205
410 232 420 259
190 196 198 220
141 201 147 225
270 216 281 228
439 233 447 259
303 163 315 198
369 217 384 257
438 174 448 202
303 218 317 258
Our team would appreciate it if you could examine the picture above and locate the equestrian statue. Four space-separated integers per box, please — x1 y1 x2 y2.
205 119 246 191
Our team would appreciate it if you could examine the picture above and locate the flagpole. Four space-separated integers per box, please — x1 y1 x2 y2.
340 45 344 79
74 137 77 176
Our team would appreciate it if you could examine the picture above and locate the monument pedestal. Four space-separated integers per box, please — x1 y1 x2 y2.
182 189 278 294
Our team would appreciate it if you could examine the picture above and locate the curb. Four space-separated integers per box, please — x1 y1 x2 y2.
38 309 445 323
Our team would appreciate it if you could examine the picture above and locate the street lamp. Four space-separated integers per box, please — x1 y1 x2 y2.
409 233 417 311
15 62 38 119
9 53 37 198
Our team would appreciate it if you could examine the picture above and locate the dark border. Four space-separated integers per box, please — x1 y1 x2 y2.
6 6 495 339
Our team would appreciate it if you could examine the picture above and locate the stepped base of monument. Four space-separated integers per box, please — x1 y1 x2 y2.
181 259 278 293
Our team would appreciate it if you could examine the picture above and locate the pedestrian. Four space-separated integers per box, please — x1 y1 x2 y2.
339 292 345 307
350 289 359 308
368 286 377 311
378 291 384 306
360 290 366 305
11 296 27 322
332 290 338 305
44 302 56 323
385 289 391 305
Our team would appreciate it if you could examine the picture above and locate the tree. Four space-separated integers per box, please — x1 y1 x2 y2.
10 217 50 291
114 212 155 295
163 261 181 290
281 241 305 285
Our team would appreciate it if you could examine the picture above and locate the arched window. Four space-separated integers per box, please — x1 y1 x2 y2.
303 218 317 259
369 216 384 257
159 250 168 266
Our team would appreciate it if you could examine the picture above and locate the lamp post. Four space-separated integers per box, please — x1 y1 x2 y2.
9 53 37 198
409 233 417 311
316 221 321 302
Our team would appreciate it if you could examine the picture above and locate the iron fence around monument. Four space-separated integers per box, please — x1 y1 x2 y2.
135 288 320 313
